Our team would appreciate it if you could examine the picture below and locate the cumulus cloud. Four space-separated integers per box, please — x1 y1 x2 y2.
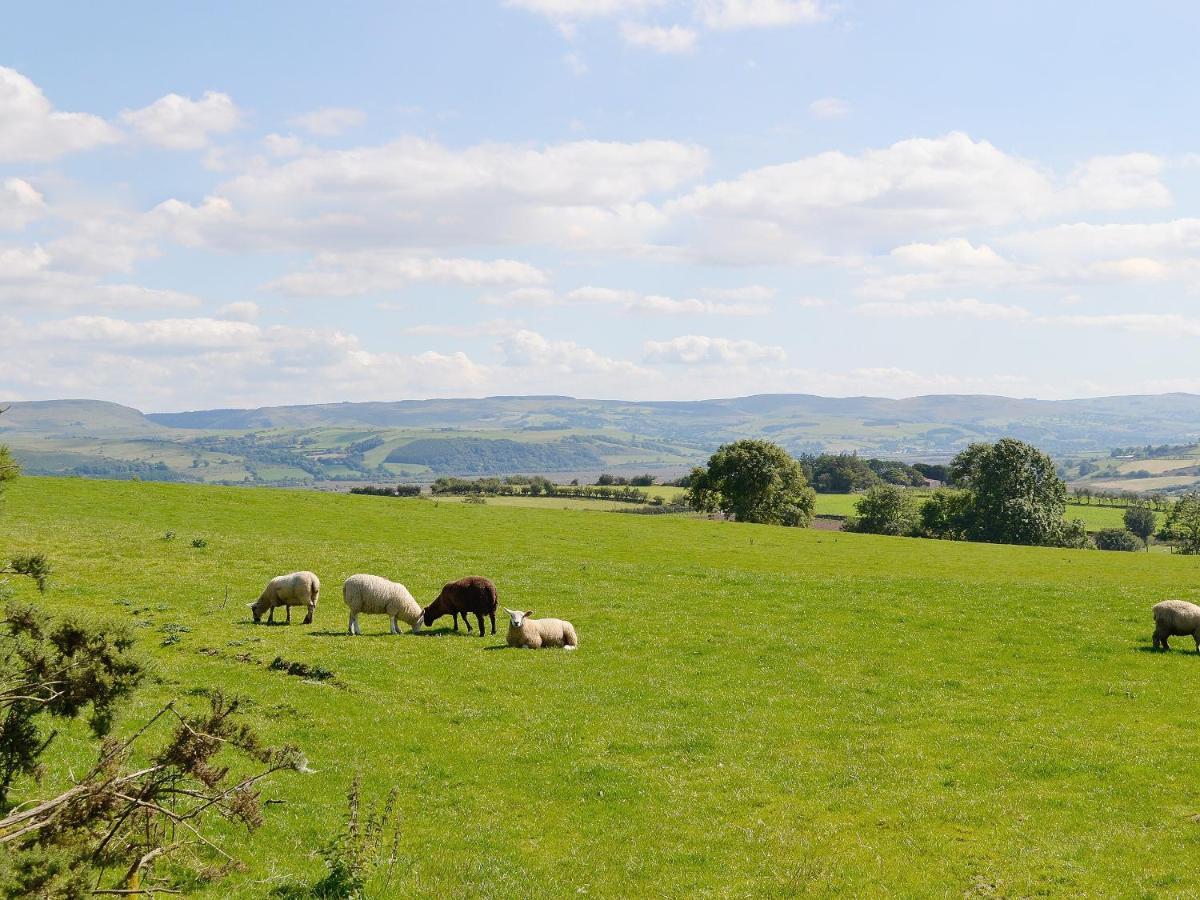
267 252 549 297
808 97 849 119
120 91 241 149
217 301 260 321
0 179 45 230
0 66 120 162
667 133 1169 263
642 334 785 364
856 298 1032 320
500 329 653 379
698 0 827 29
0 244 200 310
621 22 698 52
287 107 366 136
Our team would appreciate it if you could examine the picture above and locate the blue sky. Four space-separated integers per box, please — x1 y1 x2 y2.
2 1 1200 411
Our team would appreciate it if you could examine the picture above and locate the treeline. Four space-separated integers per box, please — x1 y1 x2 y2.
1110 443 1193 458
66 460 187 482
1071 488 1172 510
430 475 654 503
797 453 944 493
385 437 603 474
349 484 422 497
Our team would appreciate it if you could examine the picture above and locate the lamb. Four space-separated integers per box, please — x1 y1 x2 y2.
503 607 578 650
342 574 424 636
249 571 320 625
422 576 497 635
1152 599 1200 651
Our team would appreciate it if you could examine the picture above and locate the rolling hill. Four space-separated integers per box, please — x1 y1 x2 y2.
5 392 1200 485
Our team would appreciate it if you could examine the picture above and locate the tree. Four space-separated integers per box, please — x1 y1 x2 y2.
1093 528 1143 552
949 439 1070 546
917 489 975 540
1159 493 1200 554
802 453 879 493
687 440 816 526
848 485 919 536
1124 505 1156 550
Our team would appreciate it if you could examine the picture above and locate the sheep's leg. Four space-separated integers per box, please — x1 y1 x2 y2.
286 605 292 625
490 611 496 635
453 612 460 632
267 606 276 625
303 604 314 625
475 613 485 635
463 612 472 633
390 615 400 635
349 613 359 636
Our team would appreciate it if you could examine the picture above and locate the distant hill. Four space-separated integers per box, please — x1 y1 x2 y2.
5 393 1200 486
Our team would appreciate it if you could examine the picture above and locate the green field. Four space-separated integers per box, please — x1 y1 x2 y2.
3 477 1200 895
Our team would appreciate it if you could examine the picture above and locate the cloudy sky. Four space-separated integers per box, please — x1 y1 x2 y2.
2 1 1200 411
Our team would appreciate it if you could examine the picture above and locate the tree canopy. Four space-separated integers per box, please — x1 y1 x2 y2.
687 440 816 526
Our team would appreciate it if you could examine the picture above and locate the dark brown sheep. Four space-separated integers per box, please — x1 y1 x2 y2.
422 576 498 635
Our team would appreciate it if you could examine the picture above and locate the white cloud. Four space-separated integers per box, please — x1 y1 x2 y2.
0 244 199 310
0 66 120 162
808 97 849 119
856 298 1032 320
621 22 698 52
217 301 260 321
479 287 560 308
288 107 366 136
667 133 1169 263
400 319 521 337
1044 313 1200 338
642 334 785 364
698 0 827 29
500 329 652 378
0 179 45 229
702 284 776 301
120 91 241 150
262 133 312 157
565 285 766 314
506 0 666 18
267 252 549 297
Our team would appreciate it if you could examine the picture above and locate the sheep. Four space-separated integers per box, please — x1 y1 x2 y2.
249 571 320 625
503 607 578 650
422 576 497 635
1152 599 1200 651
342 574 424 636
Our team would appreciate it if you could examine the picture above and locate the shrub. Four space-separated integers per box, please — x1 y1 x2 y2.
918 489 974 540
847 485 919 536
191 537 208 548
1093 528 1143 552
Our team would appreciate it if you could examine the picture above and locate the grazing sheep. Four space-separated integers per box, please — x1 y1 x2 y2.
503 607 578 650
1152 599 1200 651
422 576 497 635
342 574 424 636
249 571 320 625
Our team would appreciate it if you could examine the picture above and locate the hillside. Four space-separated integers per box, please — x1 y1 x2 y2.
5 392 1200 485
2 476 1199 894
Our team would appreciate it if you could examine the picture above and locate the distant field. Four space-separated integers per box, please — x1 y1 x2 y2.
4 476 1200 895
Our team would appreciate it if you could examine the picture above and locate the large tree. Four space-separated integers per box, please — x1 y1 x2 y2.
687 440 816 526
1123 505 1156 551
1159 493 1200 554
949 438 1071 546
849 484 919 536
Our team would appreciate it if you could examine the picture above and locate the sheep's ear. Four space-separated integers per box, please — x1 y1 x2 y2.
246 603 255 609
524 610 533 617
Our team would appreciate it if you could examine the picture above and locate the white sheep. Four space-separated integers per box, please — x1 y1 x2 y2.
503 607 578 650
1152 599 1200 651
249 571 320 625
343 574 424 636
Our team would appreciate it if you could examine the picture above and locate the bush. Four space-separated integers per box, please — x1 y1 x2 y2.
1056 518 1091 549
847 485 919 536
191 537 208 548
1093 528 1143 552
917 489 974 540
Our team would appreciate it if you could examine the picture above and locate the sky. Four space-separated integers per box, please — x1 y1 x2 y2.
3 1 1200 411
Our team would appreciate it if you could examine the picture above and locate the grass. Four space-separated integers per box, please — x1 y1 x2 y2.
4 476 1200 896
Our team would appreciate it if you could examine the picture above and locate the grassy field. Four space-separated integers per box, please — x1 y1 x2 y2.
3 477 1200 896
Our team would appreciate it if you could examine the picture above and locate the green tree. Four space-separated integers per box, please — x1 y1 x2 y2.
687 440 816 526
1093 528 1143 552
949 439 1070 546
1123 505 1156 550
1159 493 1200 554
848 485 919 536
917 489 975 540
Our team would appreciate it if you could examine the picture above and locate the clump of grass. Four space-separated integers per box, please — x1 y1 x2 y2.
162 530 176 541
160 622 192 647
190 537 208 548
269 656 335 681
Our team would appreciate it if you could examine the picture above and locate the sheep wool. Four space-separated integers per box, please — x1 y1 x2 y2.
503 607 578 650
343 574 424 636
249 571 320 625
1152 599 1200 652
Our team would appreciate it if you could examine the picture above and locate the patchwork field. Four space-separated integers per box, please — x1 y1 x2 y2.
3 477 1200 896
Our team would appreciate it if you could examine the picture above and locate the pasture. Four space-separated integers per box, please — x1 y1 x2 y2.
3 476 1200 896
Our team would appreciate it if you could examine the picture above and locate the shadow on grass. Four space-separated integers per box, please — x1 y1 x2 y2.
483 644 512 651
1135 644 1200 654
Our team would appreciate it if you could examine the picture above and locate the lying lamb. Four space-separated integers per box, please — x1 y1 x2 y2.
343 574 424 636
504 607 578 650
249 571 320 625
1152 599 1200 652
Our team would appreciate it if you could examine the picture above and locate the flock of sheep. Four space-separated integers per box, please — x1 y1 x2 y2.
248 571 578 650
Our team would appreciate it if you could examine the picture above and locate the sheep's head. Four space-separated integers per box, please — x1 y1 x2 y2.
248 600 264 624
421 603 439 627
504 607 532 628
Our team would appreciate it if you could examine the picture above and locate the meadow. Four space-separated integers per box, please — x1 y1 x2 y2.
3 476 1200 896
